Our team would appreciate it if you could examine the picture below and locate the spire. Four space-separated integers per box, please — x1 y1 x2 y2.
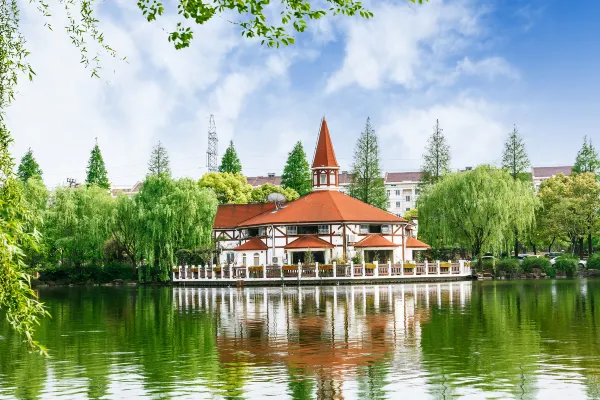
312 117 339 169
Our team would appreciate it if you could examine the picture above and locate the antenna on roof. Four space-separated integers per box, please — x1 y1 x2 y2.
267 192 287 211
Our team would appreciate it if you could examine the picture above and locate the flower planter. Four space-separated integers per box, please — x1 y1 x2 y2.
191 267 198 273
440 262 451 268
248 266 263 273
319 264 333 270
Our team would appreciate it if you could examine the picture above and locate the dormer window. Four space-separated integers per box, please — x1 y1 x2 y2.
320 174 327 185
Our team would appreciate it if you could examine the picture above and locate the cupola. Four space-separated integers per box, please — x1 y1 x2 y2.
311 117 340 191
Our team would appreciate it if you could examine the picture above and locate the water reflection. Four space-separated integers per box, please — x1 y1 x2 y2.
2 280 600 399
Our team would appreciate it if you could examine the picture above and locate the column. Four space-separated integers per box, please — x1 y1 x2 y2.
459 260 464 275
374 261 379 277
315 262 319 278
436 260 441 275
400 260 404 276
362 262 366 278
425 260 429 276
298 261 302 279
263 263 267 279
388 260 392 277
333 261 337 278
229 264 233 280
245 264 249 280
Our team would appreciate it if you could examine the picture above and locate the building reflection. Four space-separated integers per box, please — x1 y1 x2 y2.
173 283 472 398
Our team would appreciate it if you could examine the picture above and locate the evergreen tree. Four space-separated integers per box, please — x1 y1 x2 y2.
219 140 242 174
148 141 171 176
281 141 311 196
85 140 110 189
501 125 530 181
17 148 43 181
420 119 451 185
501 125 531 256
348 117 387 210
573 136 600 176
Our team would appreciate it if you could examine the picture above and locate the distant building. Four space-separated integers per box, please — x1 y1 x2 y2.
245 173 281 188
531 166 573 191
110 181 143 198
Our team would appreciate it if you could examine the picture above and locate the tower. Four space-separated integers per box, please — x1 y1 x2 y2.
311 117 340 191
206 114 218 172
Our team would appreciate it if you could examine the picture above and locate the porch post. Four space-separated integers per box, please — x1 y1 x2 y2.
333 261 337 278
263 263 267 279
315 262 319 278
211 264 215 280
362 261 366 278
221 264 224 279
425 260 429 276
374 261 379 277
298 261 302 279
388 260 392 277
229 263 233 279
245 264 249 279
350 260 354 278
459 260 464 275
184 265 188 280
400 260 404 276
436 260 440 275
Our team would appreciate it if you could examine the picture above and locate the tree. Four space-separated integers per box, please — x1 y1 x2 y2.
135 176 218 282
403 208 418 220
148 141 171 176
420 119 451 186
85 141 110 189
250 183 299 203
0 125 47 352
17 148 42 182
219 141 242 174
501 125 531 256
573 136 600 176
348 117 387 210
281 141 311 196
110 195 141 270
198 172 253 204
537 173 600 257
418 165 535 266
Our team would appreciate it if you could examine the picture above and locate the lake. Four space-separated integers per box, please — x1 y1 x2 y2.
1 280 600 399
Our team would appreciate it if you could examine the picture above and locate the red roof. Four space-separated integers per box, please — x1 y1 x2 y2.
406 237 430 248
532 166 573 179
284 235 334 249
246 175 282 187
385 172 423 183
238 190 405 227
354 234 398 248
233 237 269 251
312 118 339 169
214 203 276 229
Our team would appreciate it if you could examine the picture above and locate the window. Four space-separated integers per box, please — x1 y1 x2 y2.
405 195 411 202
247 228 259 237
320 174 327 185
258 227 266 236
313 175 317 185
360 224 369 234
406 207 411 212
240 229 248 238
395 190 401 196
330 171 335 183
226 252 234 263
242 254 247 266
395 201 401 208
287 226 297 235
368 225 382 233
253 253 260 266
318 225 329 234
386 202 391 209
298 225 319 235
382 225 391 234
386 190 390 196
415 189 420 196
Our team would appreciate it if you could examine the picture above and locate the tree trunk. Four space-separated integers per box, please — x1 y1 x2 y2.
514 237 519 257
588 232 593 256
579 237 585 258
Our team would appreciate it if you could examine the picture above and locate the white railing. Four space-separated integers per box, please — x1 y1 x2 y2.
172 260 472 282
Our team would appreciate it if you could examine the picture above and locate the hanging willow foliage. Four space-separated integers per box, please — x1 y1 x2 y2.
418 165 536 262
135 176 218 282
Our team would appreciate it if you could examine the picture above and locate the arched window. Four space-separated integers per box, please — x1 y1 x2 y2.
242 254 247 266
254 253 260 266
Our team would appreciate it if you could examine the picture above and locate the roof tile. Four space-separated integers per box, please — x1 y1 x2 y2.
354 234 398 248
214 203 276 229
406 237 430 248
312 118 339 168
284 235 334 249
233 237 269 251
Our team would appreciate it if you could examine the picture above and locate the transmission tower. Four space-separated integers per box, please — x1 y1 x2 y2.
206 114 218 172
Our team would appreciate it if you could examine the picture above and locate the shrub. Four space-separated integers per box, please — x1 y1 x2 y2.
521 257 552 273
38 263 135 283
554 254 578 277
496 258 520 275
474 258 495 272
586 253 600 270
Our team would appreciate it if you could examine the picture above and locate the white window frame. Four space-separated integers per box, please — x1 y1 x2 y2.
395 190 401 196
318 225 329 234
382 225 391 234
359 224 369 234
253 253 260 266
405 195 411 202
258 227 266 236
287 226 297 235
320 174 327 185
386 190 390 196
395 201 401 208
242 254 247 266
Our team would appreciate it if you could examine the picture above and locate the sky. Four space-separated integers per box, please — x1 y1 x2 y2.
6 0 600 188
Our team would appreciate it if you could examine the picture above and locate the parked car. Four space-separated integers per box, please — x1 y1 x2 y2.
545 252 564 258
517 254 541 264
549 256 586 268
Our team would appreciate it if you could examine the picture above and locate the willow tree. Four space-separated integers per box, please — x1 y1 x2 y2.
135 176 218 282
198 172 253 204
418 165 535 265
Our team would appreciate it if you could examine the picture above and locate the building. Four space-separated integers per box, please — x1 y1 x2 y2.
531 166 573 191
110 181 143 198
246 173 281 187
213 118 430 267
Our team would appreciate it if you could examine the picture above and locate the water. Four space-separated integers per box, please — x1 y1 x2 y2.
1 280 600 399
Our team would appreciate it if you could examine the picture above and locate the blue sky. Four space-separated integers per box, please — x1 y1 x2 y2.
6 0 600 187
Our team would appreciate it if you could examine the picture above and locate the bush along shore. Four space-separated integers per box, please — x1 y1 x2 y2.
473 254 600 280
33 263 139 287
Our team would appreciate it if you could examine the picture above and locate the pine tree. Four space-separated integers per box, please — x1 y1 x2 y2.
420 119 451 185
281 141 311 196
501 125 531 256
148 141 171 176
573 136 600 176
348 117 387 210
219 140 242 174
17 148 43 181
85 140 110 189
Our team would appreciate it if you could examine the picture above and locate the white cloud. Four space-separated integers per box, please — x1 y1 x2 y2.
378 96 510 171
325 0 502 93
456 56 519 80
